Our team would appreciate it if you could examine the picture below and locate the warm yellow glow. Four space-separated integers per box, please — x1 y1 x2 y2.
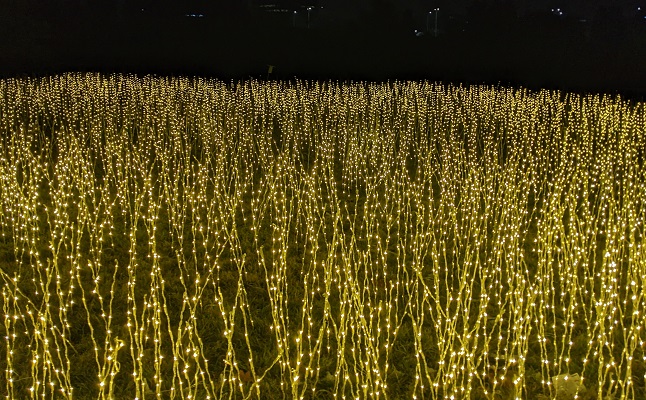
0 74 644 399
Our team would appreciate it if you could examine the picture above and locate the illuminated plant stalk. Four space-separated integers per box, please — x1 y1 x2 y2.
0 74 644 400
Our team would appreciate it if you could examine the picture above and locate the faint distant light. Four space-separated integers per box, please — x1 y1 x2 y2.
551 8 565 17
185 14 204 18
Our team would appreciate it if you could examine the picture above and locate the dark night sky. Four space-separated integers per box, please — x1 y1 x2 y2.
1 0 645 98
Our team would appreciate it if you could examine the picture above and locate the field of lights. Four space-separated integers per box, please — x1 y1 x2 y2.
0 73 645 400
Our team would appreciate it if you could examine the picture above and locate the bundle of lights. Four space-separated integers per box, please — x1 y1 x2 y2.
0 74 644 399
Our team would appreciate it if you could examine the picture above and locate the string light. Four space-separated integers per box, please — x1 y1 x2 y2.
0 74 644 399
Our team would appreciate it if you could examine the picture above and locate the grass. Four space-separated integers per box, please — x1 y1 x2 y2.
0 73 645 399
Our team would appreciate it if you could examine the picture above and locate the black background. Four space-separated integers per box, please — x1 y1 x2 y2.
1 0 645 99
